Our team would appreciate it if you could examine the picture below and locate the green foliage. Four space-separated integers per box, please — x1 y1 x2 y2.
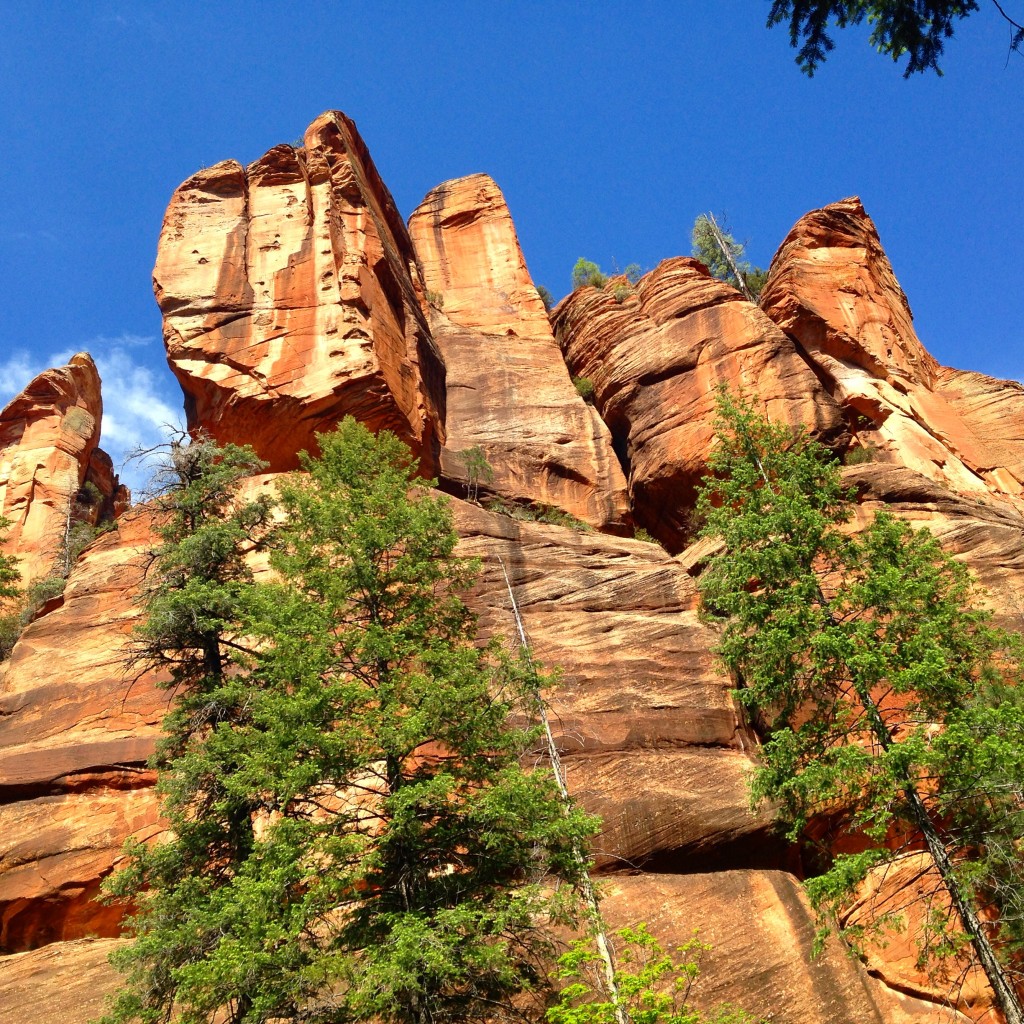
0 516 20 661
537 285 555 312
766 1 1010 77
485 496 593 532
611 283 632 304
547 924 758 1024
691 216 767 300
623 263 642 285
843 442 878 465
572 258 608 291
459 445 495 503
425 288 445 310
697 390 1024 1006
573 376 596 404
633 527 657 544
22 574 67 618
103 419 595 1024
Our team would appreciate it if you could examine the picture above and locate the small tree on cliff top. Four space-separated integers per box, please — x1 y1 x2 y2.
697 390 1024 1022
102 418 594 1024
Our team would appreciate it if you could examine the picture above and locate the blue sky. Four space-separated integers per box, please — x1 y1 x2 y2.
1 2 1021 488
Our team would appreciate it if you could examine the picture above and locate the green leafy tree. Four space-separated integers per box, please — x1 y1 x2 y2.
547 925 757 1024
0 516 21 660
767 1 1023 77
537 284 556 312
572 258 608 291
459 444 495 502
103 419 594 1024
100 435 273 1024
697 391 1024 1023
690 216 767 302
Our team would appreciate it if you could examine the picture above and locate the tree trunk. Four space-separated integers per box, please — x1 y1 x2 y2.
855 682 1024 1024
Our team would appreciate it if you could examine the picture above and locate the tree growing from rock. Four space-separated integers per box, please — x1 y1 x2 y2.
697 391 1024 1022
102 419 594 1024
690 215 767 302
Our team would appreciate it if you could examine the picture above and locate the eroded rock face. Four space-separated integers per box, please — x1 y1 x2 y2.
553 258 847 550
0 354 123 583
0 508 165 953
409 175 629 531
450 500 776 871
154 110 446 473
761 198 1024 509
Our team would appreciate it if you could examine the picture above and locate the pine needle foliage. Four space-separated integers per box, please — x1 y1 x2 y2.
696 390 1024 1021
102 419 594 1024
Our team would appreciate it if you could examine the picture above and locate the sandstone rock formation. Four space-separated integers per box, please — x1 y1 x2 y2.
154 111 445 473
0 508 164 954
7 122 1024 1024
0 354 125 584
409 175 629 531
760 197 1024 510
553 258 848 550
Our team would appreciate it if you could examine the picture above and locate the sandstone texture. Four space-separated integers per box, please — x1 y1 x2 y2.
553 258 847 550
409 175 629 531
0 508 164 954
760 197 1024 510
0 354 124 584
154 111 445 473
6 119 1024 1023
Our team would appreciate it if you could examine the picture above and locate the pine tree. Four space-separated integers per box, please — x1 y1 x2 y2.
102 420 594 1024
101 436 273 1024
696 391 1024 1022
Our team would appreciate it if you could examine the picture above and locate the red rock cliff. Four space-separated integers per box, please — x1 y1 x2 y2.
154 111 446 473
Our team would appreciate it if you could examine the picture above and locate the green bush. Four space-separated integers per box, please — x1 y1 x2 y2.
572 258 608 291
572 376 596 404
537 285 555 312
22 575 66 623
547 924 759 1024
623 263 642 285
611 283 632 303
485 497 592 532
844 443 878 465
425 289 445 310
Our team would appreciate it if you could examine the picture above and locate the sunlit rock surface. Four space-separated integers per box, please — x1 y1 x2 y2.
409 174 629 531
154 111 445 473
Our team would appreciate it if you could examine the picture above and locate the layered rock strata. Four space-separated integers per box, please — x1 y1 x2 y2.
760 197 1024 510
0 508 164 954
0 354 124 583
154 111 445 473
409 175 629 531
553 258 847 550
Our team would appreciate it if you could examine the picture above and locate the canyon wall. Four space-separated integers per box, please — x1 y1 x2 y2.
2 112 1021 1023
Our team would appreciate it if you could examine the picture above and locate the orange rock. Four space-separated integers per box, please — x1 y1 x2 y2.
451 499 774 871
0 938 124 1024
0 354 121 584
761 198 1024 509
843 853 990 1020
409 175 629 531
154 110 446 473
553 257 847 550
0 508 165 952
